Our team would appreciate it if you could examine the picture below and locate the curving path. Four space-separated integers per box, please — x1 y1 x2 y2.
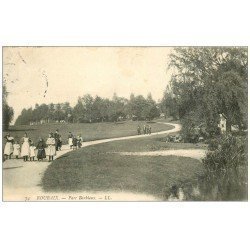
3 122 205 201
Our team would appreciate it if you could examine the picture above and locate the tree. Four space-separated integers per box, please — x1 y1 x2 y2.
168 47 247 138
2 84 14 130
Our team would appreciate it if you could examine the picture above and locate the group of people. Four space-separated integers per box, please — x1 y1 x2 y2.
3 129 62 162
137 124 152 135
68 132 83 150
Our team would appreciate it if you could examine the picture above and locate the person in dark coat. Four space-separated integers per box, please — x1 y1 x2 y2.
72 136 78 150
36 137 46 161
143 125 147 135
54 129 61 151
137 125 141 135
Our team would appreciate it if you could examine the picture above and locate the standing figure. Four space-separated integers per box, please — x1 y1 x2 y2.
46 133 56 162
68 132 73 149
137 125 141 135
21 132 30 162
57 135 62 150
148 125 151 135
143 125 147 135
77 135 83 148
54 129 61 151
13 140 21 159
4 133 14 160
36 137 46 161
72 136 78 150
29 142 36 161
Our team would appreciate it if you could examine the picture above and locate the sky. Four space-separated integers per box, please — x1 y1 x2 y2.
3 47 173 122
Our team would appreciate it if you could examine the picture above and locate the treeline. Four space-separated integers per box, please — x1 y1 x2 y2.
15 93 160 125
160 47 248 141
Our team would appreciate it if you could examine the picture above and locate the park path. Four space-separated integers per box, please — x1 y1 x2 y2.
3 121 204 201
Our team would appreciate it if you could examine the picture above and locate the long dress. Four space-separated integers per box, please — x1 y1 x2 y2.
46 138 56 156
4 136 14 155
36 141 46 160
21 137 30 157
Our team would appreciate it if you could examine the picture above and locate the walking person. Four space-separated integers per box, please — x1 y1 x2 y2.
143 125 147 135
68 132 73 149
54 129 60 151
13 140 21 159
77 135 83 148
4 133 14 160
46 133 56 162
72 136 78 150
137 125 141 135
21 132 30 162
29 142 36 161
148 125 151 135
36 137 46 161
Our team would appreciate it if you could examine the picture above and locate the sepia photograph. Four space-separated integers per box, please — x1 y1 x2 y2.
2 46 248 202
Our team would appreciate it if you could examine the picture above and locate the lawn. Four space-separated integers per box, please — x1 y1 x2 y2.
42 134 205 199
3 120 173 145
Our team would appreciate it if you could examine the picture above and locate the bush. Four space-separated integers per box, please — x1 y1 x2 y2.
201 134 248 201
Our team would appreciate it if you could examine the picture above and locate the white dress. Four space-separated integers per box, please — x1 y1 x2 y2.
21 137 30 157
29 146 36 157
68 137 73 146
13 144 21 157
46 138 56 156
4 136 14 155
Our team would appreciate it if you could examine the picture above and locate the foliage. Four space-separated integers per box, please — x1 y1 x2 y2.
2 84 14 130
15 93 160 125
167 47 247 141
201 134 248 201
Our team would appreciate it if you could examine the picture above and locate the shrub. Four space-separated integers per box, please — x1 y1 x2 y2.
201 134 248 201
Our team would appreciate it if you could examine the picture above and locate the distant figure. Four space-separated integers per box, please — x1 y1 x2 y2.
13 140 21 159
57 135 62 150
21 132 30 162
46 133 56 162
143 125 147 135
29 142 36 161
137 125 141 135
148 125 151 135
72 136 78 150
4 133 14 160
36 138 46 161
68 132 73 149
54 129 61 151
77 135 83 148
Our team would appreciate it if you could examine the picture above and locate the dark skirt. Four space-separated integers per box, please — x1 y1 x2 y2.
37 148 46 159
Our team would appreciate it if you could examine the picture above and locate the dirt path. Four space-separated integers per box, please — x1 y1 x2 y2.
3 122 194 201
113 149 206 161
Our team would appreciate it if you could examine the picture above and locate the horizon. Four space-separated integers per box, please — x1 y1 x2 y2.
3 47 173 123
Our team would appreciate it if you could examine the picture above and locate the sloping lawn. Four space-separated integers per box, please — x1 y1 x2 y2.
42 136 204 199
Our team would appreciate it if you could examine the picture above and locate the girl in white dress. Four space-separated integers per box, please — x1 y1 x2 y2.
21 132 30 161
46 133 56 162
13 140 21 159
29 142 36 161
4 133 14 160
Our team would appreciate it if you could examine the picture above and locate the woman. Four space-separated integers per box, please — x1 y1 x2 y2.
46 133 56 162
36 137 46 161
21 132 30 162
4 133 14 160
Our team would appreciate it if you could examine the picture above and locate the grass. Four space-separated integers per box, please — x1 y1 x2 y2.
42 134 205 199
3 120 173 145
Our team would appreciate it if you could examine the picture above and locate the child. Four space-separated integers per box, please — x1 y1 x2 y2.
13 140 21 159
29 142 36 161
68 132 73 149
46 133 56 162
